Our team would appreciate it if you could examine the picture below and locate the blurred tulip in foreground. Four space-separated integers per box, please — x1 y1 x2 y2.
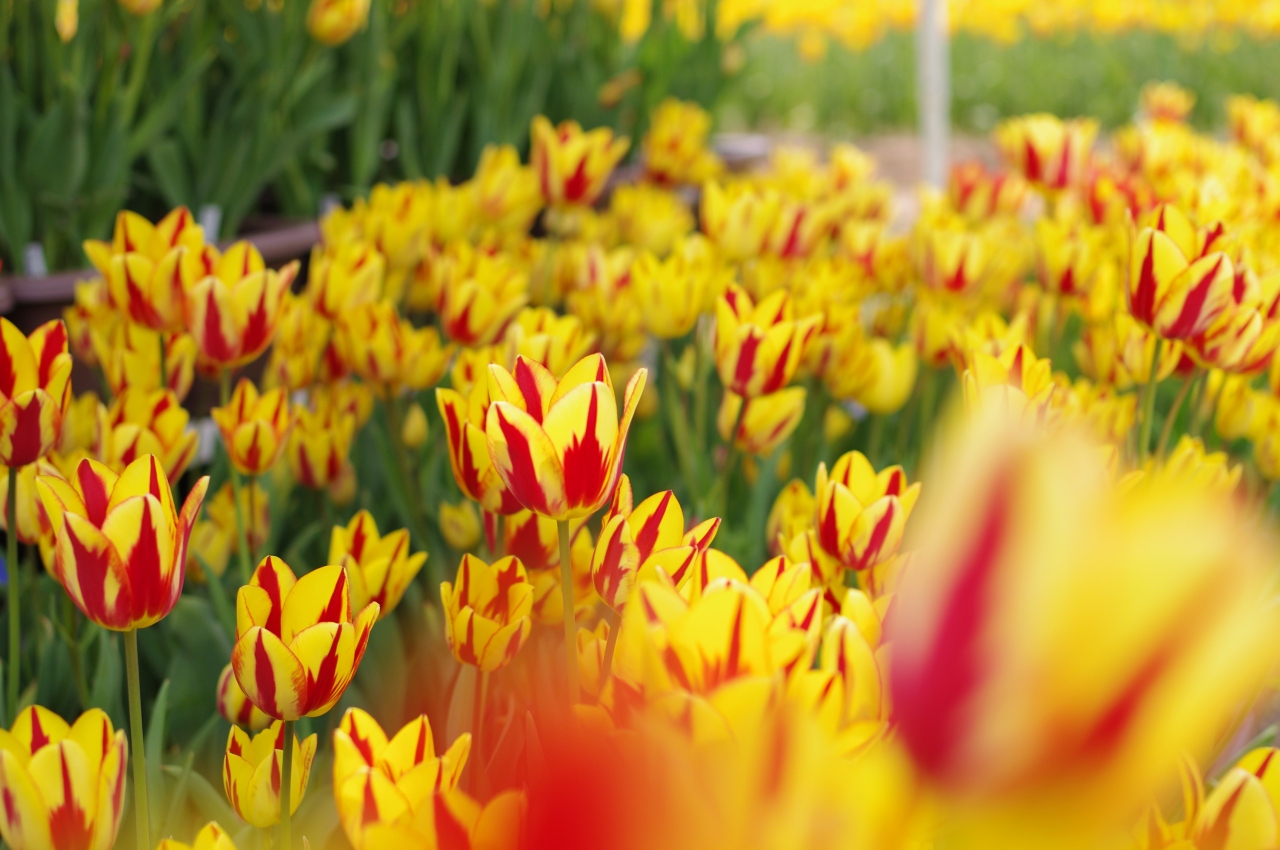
306 0 370 45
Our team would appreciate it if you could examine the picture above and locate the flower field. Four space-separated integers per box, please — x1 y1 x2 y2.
7 3 1280 850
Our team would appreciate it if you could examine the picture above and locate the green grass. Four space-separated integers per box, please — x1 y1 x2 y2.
719 29 1280 136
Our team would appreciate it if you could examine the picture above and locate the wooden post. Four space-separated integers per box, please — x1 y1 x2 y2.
917 0 950 188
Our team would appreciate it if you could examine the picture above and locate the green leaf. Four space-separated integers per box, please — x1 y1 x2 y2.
127 48 216 158
145 679 171 837
89 632 125 731
180 766 242 831
198 556 237 641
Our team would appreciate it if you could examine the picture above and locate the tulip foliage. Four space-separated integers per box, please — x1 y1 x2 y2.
6 86 1280 850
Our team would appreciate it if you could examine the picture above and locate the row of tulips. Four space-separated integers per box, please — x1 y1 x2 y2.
3 81 1280 849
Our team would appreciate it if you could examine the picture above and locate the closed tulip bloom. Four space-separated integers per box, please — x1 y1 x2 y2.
809 451 920 582
962 343 1060 420
36 455 207 630
890 412 1280 829
948 160 1029 219
312 379 374 431
157 821 238 850
306 242 384 321
0 319 72 467
766 479 815 556
332 709 471 850
609 184 695 257
287 404 354 490
0 461 59 555
718 387 808 456
531 115 629 208
63 280 117 368
265 291 330 391
700 181 781 263
400 403 428 449
217 663 272 732
97 388 198 481
337 301 454 396
0 706 128 850
994 114 1098 191
437 253 528 347
439 500 481 551
222 721 317 828
917 226 992 296
186 245 297 369
474 144 544 234
55 0 77 41
211 379 291 477
437 381 523 516
1141 81 1196 123
856 338 918 415
330 511 426 619
91 322 196 403
306 0 370 45
1074 312 1181 390
232 557 379 720
642 98 722 186
1128 204 1236 342
441 554 533 671
714 286 820 399
632 249 715 339
485 353 646 521
592 479 720 611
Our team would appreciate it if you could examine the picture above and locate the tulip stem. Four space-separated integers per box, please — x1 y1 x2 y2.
384 397 433 568
124 629 150 850
221 369 255 585
6 467 18 721
280 718 294 850
599 608 620 694
65 595 89 710
1138 343 1165 465
1156 371 1197 461
712 403 746 517
557 519 579 706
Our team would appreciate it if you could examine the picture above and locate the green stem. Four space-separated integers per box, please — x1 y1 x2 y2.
866 413 886 467
121 9 160 127
1138 343 1164 465
280 718 294 850
692 325 710 458
7 467 18 721
599 608 619 694
660 344 700 506
124 629 150 850
557 519 579 706
712 402 745 517
220 370 255 585
1156 371 1197 461
385 396 432 551
65 595 89 710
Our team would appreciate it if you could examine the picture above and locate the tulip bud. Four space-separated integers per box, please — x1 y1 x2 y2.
401 401 428 449
439 500 481 551
530 115 629 209
331 511 426 619
222 721 317 828
441 554 533 671
216 663 272 732
55 0 77 41
306 0 371 46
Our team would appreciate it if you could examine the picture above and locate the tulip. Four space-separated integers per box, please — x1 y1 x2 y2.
185 245 296 370
287 403 354 491
485 353 646 522
187 481 270 581
436 252 528 347
1074 312 1181 390
856 338 918 415
948 160 1028 219
313 379 374 431
530 115 629 209
91 322 196 403
336 301 454 396
63 279 117 367
474 144 544 234
962 343 1059 422
440 554 532 672
0 461 59 559
502 307 596 378
700 182 780 262
222 721 317 828
332 709 472 850
437 381 523 516
714 285 820 399
642 98 722 186
591 479 720 613
211 379 291 477
36 454 207 630
510 513 596 626
439 500 482 551
609 183 695 257
306 242 384 321
401 402 429 449
766 479 815 556
0 706 128 850
231 556 379 720
0 318 72 468
330 510 426 619
717 387 808 456
97 388 198 481
306 0 370 45
157 822 238 850
994 114 1098 191
216 663 272 732
1127 204 1236 343
632 249 719 340
916 225 992 296
1141 81 1196 123
55 0 77 41
889 411 1280 837
57 392 98 459
265 291 330 391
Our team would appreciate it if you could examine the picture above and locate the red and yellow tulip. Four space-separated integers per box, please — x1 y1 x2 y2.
330 510 426 619
222 721 317 828
96 388 198 481
713 286 819 399
158 821 239 850
216 663 272 732
287 403 355 491
531 115 629 208
437 380 524 517
440 554 532 671
185 244 296 369
336 301 454 396
0 319 72 468
211 379 291 477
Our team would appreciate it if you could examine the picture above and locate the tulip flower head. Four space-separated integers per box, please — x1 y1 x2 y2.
157 821 238 850
484 353 647 521
185 244 296 370
222 721 317 828
531 115 630 209
0 319 73 468
330 510 426 619
287 403 355 490
439 500 482 551
337 301 454 396
0 706 128 850
1127 204 1236 342
437 380 524 516
0 461 59 563
995 114 1098 192
91 322 196 403
306 0 371 45
217 663 272 732
36 454 208 630
718 387 808 456
642 98 723 186
441 554 533 671
97 387 198 481
474 144 544 234
714 286 820 399
211 379 291 477
332 709 472 849
231 556 379 720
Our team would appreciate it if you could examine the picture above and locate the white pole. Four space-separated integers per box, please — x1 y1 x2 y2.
917 0 950 188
